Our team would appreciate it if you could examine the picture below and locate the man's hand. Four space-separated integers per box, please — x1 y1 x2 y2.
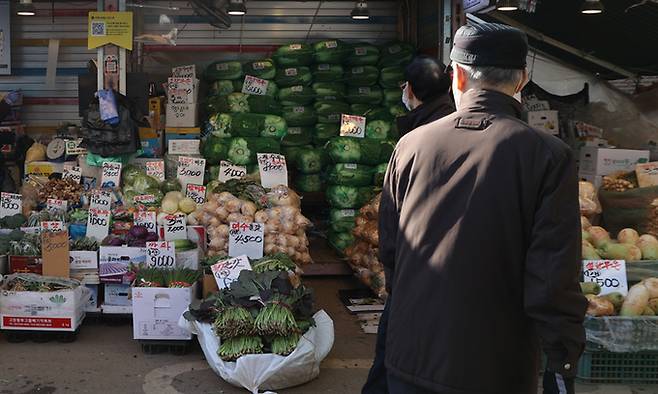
543 370 575 394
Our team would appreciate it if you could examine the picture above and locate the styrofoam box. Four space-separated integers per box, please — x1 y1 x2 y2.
104 283 132 306
85 284 99 312
0 286 88 331
99 246 146 284
166 104 198 128
132 285 195 340
528 110 559 135
579 147 650 176
70 251 98 270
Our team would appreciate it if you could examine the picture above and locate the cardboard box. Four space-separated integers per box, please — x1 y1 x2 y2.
578 172 603 189
70 251 98 270
202 274 219 298
528 110 559 135
9 255 42 274
579 147 650 176
85 284 99 312
166 104 198 128
0 286 88 331
132 285 195 340
148 97 165 130
164 127 201 149
138 127 165 158
99 246 146 284
104 283 132 306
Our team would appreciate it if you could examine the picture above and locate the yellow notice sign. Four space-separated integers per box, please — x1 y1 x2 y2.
88 12 133 50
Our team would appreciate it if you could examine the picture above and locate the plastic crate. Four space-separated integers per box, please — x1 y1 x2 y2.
577 348 658 384
584 316 658 353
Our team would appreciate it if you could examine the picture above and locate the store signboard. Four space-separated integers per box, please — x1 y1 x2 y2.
88 11 133 50
583 260 629 296
0 1 10 75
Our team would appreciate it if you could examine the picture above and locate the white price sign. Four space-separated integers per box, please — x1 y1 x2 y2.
86 208 111 241
257 153 288 188
100 162 122 189
211 255 252 289
218 160 247 183
228 222 264 259
145 161 165 182
63 165 82 184
65 138 86 155
242 75 269 96
0 192 22 218
583 260 629 296
167 77 196 104
146 241 176 268
133 194 156 205
186 184 206 205
340 114 366 138
134 211 157 233
89 189 112 211
164 214 187 241
47 198 68 212
172 64 196 79
40 221 64 232
177 156 206 189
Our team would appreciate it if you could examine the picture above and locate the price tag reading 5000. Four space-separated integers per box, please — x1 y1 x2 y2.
177 156 206 189
146 241 176 268
228 222 264 259
257 153 288 188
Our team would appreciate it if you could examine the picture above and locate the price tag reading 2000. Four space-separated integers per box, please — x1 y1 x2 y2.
164 214 187 241
146 241 176 268
257 153 288 188
228 222 264 259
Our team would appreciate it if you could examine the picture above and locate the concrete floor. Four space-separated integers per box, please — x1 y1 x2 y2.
0 276 656 394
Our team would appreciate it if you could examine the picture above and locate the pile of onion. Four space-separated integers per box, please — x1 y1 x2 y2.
198 190 313 265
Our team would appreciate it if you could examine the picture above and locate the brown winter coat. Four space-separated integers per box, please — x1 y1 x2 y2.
379 89 587 394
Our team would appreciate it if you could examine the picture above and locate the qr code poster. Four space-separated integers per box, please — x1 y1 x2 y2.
91 21 106 36
88 12 133 50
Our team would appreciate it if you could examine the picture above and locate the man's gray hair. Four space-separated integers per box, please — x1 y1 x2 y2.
457 63 525 90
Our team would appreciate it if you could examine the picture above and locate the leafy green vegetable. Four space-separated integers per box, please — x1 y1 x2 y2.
329 209 357 233
0 214 26 229
346 86 383 105
345 44 380 66
344 66 380 87
160 178 182 194
204 113 233 138
274 67 312 88
373 163 389 186
379 42 415 67
282 106 317 127
379 67 406 89
282 145 313 166
366 120 392 140
315 101 350 124
247 95 282 116
296 148 325 174
230 113 265 137
202 135 230 165
261 115 288 138
389 104 407 118
350 104 393 122
278 85 316 106
383 89 402 105
314 123 340 146
206 93 250 113
281 127 312 147
295 174 323 193
243 59 276 79
209 80 235 96
121 165 143 186
227 137 281 165
327 164 374 186
312 82 346 101
313 40 349 64
206 61 243 80
312 64 344 82
326 185 375 208
273 43 314 67
328 230 355 253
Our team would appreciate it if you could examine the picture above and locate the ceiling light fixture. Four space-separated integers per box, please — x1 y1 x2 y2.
351 1 370 20
581 0 604 14
496 0 519 11
16 0 36 16
227 0 246 16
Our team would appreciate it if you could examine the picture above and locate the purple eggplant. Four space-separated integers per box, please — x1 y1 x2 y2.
129 225 149 240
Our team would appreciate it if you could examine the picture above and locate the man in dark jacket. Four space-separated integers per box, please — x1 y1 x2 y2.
379 23 587 394
363 56 454 394
396 56 454 137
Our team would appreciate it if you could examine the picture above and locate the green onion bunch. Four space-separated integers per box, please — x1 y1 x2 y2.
271 333 300 356
213 305 255 339
254 297 298 336
218 336 264 361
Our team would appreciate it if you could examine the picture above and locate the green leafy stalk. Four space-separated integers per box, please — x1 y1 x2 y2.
254 296 298 336
271 333 300 356
218 336 263 361
252 253 297 273
213 305 255 339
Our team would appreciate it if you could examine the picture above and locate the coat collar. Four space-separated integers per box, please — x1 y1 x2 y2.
459 89 523 119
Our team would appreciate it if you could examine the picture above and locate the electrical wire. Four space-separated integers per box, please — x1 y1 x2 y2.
305 1 323 43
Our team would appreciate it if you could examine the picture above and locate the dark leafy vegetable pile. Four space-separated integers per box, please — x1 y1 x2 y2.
185 254 315 361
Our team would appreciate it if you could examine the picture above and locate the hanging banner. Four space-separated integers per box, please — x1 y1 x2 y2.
88 11 133 50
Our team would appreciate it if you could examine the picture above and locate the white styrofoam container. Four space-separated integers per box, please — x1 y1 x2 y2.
104 283 132 307
579 147 650 176
132 285 195 340
70 251 98 270
0 286 90 331
528 110 559 135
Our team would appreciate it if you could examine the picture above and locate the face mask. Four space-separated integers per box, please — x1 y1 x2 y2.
402 84 412 111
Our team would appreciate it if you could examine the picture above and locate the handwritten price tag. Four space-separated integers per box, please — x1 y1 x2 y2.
164 214 187 241
0 192 22 217
101 162 122 189
145 161 165 182
146 241 176 269
134 211 157 233
340 114 366 138
186 184 206 205
242 75 269 96
257 153 288 188
47 198 68 212
211 255 252 289
172 64 196 79
89 189 112 211
583 260 629 296
63 165 82 184
133 195 156 205
218 160 247 183
167 77 196 104
40 221 65 232
177 156 206 189
86 208 111 241
228 222 264 259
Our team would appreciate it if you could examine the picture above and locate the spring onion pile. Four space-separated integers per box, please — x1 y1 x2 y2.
185 254 316 361
134 266 201 288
